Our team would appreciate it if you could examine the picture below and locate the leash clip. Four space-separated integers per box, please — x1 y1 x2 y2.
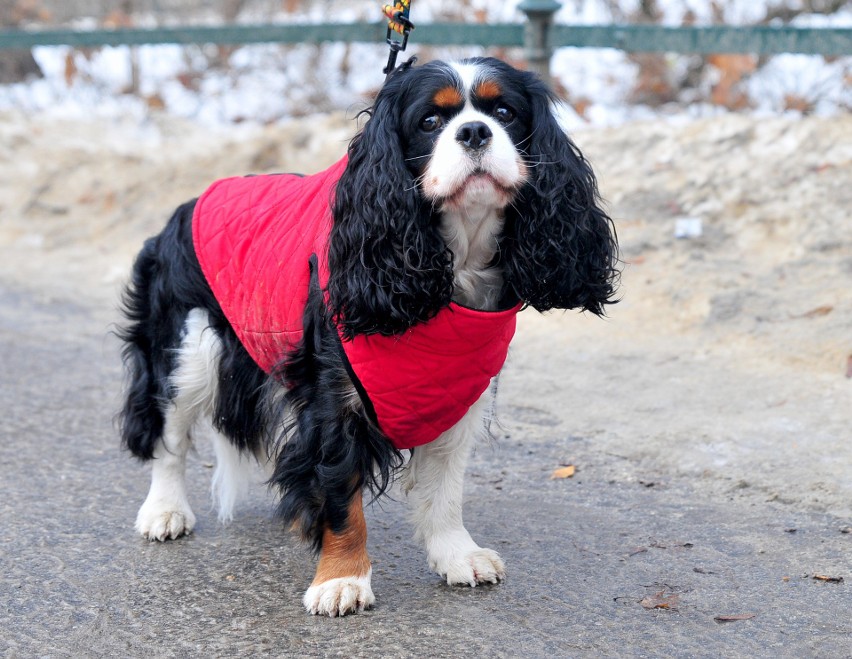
383 2 415 76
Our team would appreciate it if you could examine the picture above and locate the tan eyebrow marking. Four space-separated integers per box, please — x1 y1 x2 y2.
433 86 463 108
475 80 502 99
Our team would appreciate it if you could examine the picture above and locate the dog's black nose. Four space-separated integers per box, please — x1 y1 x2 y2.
455 121 493 151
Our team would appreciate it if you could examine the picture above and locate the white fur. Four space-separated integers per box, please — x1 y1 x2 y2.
303 569 375 617
423 108 524 204
209 428 256 523
452 61 479 93
403 386 506 586
135 308 221 540
439 205 505 310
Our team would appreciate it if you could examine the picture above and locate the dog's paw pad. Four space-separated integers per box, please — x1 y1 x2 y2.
135 502 196 541
443 548 506 587
303 573 374 617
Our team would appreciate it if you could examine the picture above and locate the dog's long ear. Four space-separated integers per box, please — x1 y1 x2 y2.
501 77 619 315
328 72 453 339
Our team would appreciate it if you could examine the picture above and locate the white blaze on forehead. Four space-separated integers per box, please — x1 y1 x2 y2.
450 61 479 100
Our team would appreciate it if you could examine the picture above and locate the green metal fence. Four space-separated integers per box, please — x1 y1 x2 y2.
0 22 849 55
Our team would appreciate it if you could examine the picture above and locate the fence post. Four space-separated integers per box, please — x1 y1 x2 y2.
518 0 561 84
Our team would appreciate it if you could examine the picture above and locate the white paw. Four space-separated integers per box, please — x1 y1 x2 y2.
135 498 196 541
303 571 374 617
431 548 506 587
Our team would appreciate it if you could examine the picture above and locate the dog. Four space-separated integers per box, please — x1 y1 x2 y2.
119 56 618 617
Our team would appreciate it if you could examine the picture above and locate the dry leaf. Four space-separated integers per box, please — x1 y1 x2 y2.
812 574 844 583
714 613 756 623
63 51 77 87
640 591 679 610
550 465 576 479
571 97 592 119
707 54 757 109
798 305 833 319
783 93 813 113
145 94 166 111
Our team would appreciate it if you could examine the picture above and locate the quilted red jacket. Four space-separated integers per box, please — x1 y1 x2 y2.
192 156 520 450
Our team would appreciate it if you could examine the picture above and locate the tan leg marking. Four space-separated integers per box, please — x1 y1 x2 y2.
303 490 375 616
312 489 371 585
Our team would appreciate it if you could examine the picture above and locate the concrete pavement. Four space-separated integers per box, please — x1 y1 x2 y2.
1 284 849 658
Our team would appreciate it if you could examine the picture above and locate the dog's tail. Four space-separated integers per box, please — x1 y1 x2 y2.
118 203 200 460
118 234 170 460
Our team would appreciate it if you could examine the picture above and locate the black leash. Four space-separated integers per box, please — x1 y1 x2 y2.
382 1 415 77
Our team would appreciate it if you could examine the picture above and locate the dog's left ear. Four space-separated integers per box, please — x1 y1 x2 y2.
501 77 619 315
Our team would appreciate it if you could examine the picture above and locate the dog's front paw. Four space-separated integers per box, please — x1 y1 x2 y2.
135 497 196 541
303 572 375 617
431 547 506 587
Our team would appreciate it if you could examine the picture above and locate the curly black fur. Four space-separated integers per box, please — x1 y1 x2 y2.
270 257 402 553
327 65 454 340
500 71 620 315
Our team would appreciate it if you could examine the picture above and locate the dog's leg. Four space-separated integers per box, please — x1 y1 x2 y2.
135 309 220 541
302 489 375 616
404 390 505 586
135 406 197 541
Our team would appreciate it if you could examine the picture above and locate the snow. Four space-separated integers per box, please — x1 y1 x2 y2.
0 0 848 130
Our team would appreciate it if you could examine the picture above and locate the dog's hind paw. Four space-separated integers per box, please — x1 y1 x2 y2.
135 499 196 541
303 571 375 617
435 548 506 587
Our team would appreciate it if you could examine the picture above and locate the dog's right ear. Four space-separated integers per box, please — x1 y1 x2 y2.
327 70 454 340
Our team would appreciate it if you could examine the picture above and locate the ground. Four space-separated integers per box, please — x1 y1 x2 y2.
0 109 849 657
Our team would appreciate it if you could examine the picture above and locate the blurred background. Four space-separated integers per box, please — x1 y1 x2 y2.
1 0 849 124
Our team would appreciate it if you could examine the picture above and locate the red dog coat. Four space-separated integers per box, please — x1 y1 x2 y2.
192 156 520 449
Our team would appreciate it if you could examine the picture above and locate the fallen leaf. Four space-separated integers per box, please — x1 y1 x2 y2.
714 613 756 623
63 51 78 87
707 54 757 109
845 356 852 379
640 591 679 610
550 465 576 479
792 305 833 319
812 574 844 583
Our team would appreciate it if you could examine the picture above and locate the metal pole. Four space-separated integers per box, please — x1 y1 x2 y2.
518 0 561 84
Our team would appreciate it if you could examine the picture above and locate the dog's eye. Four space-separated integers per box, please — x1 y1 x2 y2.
420 114 443 132
494 105 515 124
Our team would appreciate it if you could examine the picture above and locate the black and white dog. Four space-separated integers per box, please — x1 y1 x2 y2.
119 57 618 617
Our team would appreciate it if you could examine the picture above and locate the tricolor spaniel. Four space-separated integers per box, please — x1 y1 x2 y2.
119 57 618 617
